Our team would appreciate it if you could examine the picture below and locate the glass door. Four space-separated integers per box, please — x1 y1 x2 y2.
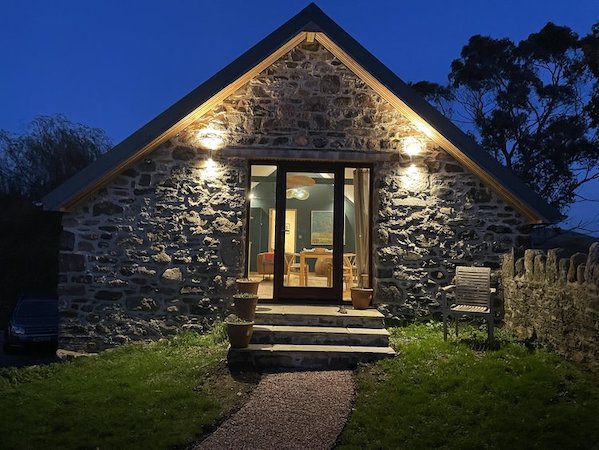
273 163 344 301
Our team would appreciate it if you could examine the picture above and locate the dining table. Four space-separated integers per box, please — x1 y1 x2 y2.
298 249 357 287
298 249 333 286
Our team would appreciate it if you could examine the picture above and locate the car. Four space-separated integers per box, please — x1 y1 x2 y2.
4 294 59 353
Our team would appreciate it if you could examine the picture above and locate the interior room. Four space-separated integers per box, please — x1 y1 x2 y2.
247 164 370 301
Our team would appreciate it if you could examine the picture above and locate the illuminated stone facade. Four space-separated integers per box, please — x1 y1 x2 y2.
58 42 530 350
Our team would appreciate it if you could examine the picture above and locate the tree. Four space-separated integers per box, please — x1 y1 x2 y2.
413 22 599 212
0 114 111 200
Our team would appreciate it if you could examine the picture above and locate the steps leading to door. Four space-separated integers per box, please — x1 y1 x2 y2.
228 304 396 369
252 325 390 346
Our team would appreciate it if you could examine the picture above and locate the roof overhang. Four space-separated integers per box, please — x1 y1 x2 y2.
42 3 561 224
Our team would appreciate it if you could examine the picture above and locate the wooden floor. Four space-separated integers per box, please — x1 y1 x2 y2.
251 273 352 301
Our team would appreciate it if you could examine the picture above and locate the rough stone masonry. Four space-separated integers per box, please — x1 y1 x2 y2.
58 41 531 351
503 243 599 370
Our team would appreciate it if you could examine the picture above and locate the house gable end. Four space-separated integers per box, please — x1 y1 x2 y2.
42 3 559 224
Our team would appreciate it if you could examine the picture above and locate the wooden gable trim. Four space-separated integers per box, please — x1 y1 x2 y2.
314 33 542 224
61 32 308 210
62 29 542 223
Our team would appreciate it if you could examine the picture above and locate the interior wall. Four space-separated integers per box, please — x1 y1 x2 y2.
248 173 356 272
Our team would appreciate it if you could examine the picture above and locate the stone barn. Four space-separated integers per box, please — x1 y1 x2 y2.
43 4 559 351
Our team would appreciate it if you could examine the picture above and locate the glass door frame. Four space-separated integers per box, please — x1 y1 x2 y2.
272 162 343 301
245 160 374 304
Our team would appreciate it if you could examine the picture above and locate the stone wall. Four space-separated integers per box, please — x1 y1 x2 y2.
502 243 599 370
59 145 247 351
374 149 529 324
58 40 530 350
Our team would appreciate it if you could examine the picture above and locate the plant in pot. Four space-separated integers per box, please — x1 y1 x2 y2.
350 276 373 310
225 314 254 348
233 293 259 321
236 278 261 295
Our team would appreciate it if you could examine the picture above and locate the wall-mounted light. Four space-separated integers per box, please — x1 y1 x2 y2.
202 156 219 179
403 136 423 157
196 127 225 151
401 163 425 191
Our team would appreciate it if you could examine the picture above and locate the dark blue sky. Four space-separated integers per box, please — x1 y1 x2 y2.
2 0 598 232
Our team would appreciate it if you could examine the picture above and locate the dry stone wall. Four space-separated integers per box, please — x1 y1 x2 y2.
58 40 530 350
502 243 599 370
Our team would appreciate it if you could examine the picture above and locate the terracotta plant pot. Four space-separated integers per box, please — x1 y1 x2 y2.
350 287 373 310
233 293 259 321
236 278 260 295
226 321 254 348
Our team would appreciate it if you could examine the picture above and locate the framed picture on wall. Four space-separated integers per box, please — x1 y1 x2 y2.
311 210 333 245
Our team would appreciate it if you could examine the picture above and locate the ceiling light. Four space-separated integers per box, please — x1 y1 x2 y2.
294 188 310 200
285 188 310 200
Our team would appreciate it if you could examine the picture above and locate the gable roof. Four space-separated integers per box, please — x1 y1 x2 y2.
42 3 561 223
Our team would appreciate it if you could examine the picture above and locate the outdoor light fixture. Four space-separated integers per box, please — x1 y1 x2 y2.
403 136 423 157
202 156 218 179
196 127 225 151
401 163 425 191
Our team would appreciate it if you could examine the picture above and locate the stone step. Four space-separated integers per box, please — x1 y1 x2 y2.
254 304 385 329
251 324 390 347
228 343 396 370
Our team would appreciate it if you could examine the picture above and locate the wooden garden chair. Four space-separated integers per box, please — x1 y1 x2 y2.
440 266 496 342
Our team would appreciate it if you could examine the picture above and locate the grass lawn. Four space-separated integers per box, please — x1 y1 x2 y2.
0 325 259 450
338 323 599 449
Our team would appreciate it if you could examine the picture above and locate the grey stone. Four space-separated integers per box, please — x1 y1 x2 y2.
162 268 182 282
172 146 196 160
320 74 340 93
577 264 586 284
92 202 124 216
502 250 515 279
94 291 123 301
524 249 544 280
568 253 588 283
533 255 546 281
558 258 570 283
515 257 525 277
59 253 86 272
127 297 160 312
585 242 599 284
467 187 492 203
546 248 562 283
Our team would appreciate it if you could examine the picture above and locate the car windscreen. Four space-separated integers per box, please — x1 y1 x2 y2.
15 300 58 317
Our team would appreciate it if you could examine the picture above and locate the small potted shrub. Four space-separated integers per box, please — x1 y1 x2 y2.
225 314 254 348
350 286 373 310
236 278 261 295
233 293 259 321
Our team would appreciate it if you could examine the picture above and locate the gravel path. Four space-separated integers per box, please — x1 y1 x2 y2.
196 370 355 450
